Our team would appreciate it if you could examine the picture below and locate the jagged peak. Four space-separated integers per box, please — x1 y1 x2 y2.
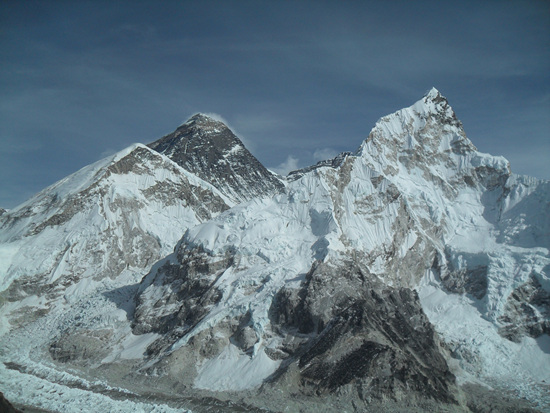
148 114 285 203
108 143 149 161
151 114 241 155
423 87 442 100
412 88 455 120
287 151 354 181
181 113 229 130
357 88 476 165
367 88 462 137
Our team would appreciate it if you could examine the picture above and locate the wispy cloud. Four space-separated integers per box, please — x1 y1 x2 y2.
0 136 43 154
269 155 300 176
234 113 288 135
313 148 339 162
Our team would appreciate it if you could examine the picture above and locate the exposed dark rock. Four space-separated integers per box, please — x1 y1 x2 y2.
148 114 284 203
424 89 463 130
437 251 489 300
462 383 543 413
268 261 458 404
0 392 22 413
230 311 258 352
287 152 354 181
139 178 228 221
498 274 550 342
132 246 234 353
49 330 113 365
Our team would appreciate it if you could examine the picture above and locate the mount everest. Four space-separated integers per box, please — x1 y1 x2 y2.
0 88 548 412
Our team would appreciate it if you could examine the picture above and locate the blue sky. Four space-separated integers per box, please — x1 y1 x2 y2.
1 0 548 208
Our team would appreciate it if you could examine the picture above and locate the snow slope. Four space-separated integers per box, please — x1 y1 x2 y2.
0 143 230 301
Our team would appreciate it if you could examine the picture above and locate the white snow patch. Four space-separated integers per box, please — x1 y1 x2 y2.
0 242 21 292
102 333 160 363
418 270 550 401
194 344 280 391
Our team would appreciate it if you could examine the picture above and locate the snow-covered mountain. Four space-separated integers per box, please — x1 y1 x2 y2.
127 89 549 411
0 117 273 412
0 144 230 315
0 90 548 413
148 113 285 204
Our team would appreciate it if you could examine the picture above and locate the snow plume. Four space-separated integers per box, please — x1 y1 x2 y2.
269 155 300 176
313 147 338 162
201 112 230 125
200 112 256 153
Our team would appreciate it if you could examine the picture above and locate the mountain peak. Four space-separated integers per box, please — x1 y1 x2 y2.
358 88 479 178
148 115 284 203
409 87 461 129
190 112 213 121
424 87 442 100
185 113 225 126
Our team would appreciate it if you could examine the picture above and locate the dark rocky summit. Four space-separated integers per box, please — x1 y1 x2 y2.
148 114 284 203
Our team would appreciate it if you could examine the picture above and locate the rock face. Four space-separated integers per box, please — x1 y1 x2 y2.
498 274 550 342
268 262 457 405
148 113 284 203
286 151 353 182
0 392 21 413
132 245 233 338
1 89 549 412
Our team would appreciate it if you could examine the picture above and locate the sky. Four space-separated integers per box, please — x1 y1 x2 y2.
1 0 548 209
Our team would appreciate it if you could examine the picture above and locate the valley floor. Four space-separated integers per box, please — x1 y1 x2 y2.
2 358 547 413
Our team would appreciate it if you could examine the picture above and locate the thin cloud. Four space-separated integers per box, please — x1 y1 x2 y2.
270 155 300 176
202 112 230 125
0 136 43 154
313 148 339 162
198 112 256 153
234 113 288 135
99 148 118 159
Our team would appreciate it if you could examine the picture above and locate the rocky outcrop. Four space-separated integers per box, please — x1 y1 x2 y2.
267 261 458 404
435 251 489 300
498 274 550 342
287 151 353 181
49 330 113 365
132 245 234 352
148 114 284 203
0 392 21 413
